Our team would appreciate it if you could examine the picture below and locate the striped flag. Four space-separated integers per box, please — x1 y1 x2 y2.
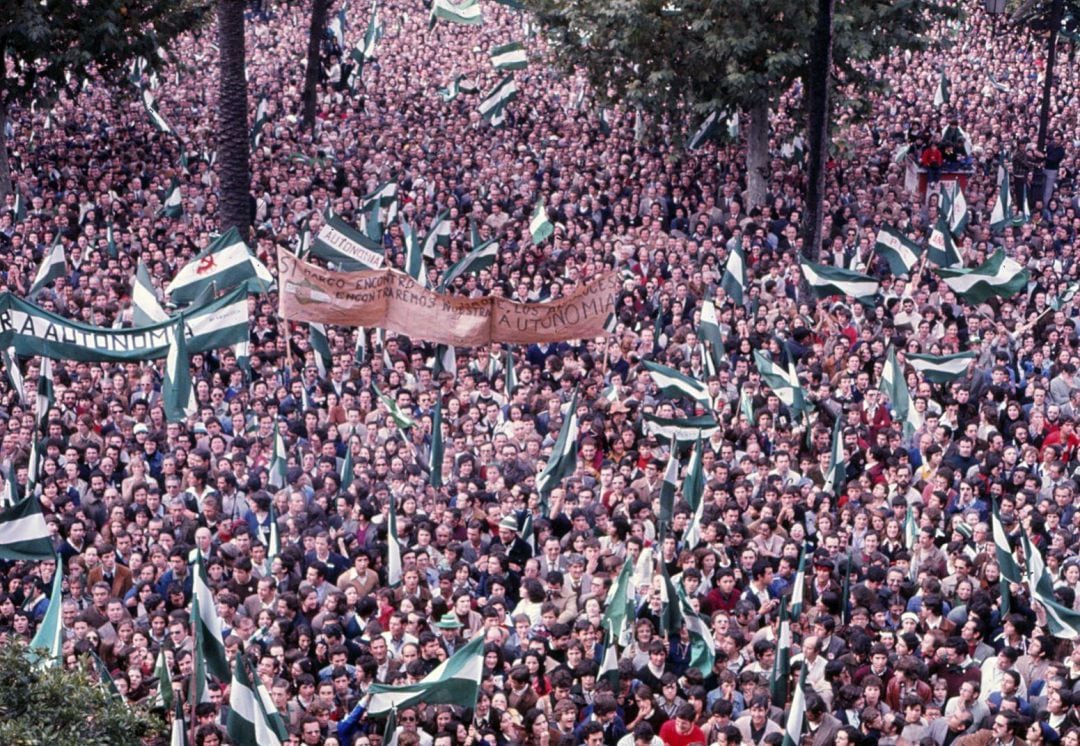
781 668 808 746
642 360 710 406
35 357 54 429
658 447 679 538
601 557 636 647
329 4 347 48
27 558 63 666
478 74 517 125
387 490 402 587
789 547 807 621
880 347 920 439
169 694 186 746
163 320 197 421
682 439 704 511
250 96 269 148
29 240 67 298
799 258 879 303
430 400 445 489
752 351 807 416
4 349 24 403
227 655 286 746
142 89 174 135
133 261 169 326
505 347 518 396
432 344 456 378
874 226 922 276
438 73 478 101
368 634 485 714
935 249 1029 303
992 498 1022 586
683 474 707 549
932 70 949 108
990 161 1014 233
439 240 498 289
309 322 332 378
373 383 415 429
490 41 527 70
340 448 354 493
721 246 747 305
642 413 719 443
362 0 381 59
770 602 793 707
422 211 452 259
430 0 483 26
988 73 1011 93
905 351 976 383
536 391 579 499
401 220 428 288
160 178 182 218
1021 525 1080 639
941 182 969 236
353 327 368 367
529 199 554 244
193 553 230 681
167 227 273 304
312 212 385 270
822 416 846 495
927 214 961 267
268 430 288 490
687 111 719 151
151 648 173 711
698 299 725 373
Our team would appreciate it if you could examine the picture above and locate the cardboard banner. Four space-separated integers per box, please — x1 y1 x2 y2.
278 249 619 346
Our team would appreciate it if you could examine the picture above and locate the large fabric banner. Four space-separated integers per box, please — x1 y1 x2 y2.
0 286 249 362
278 249 619 345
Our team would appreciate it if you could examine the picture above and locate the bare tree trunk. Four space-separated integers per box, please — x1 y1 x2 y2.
0 103 12 201
217 0 251 239
302 0 329 132
746 100 769 211
801 0 834 267
1037 0 1063 152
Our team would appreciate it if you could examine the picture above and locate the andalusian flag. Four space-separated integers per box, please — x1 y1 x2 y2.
822 416 846 495
430 0 483 26
601 557 636 646
770 602 793 707
906 351 976 383
1021 525 1080 639
170 696 186 746
151 648 173 711
478 74 517 125
401 220 428 287
387 491 402 587
880 347 920 439
874 226 922 276
936 250 1029 302
27 559 63 666
227 655 287 746
721 246 747 305
932 70 950 108
2 348 23 403
430 401 445 489
529 199 554 244
193 553 230 681
142 88 174 135
29 240 67 298
163 319 197 421
505 347 518 396
992 498 1022 586
490 41 527 70
439 240 498 289
687 111 719 151
657 447 679 538
362 0 381 59
642 413 719 443
990 162 1014 233
0 496 53 560
941 182 969 236
309 322 332 378
536 392 579 499
927 214 961 267
168 227 273 304
373 383 415 429
781 669 808 746
368 634 485 714
789 547 807 621
35 357 54 429
698 299 725 373
251 96 269 148
642 360 709 406
160 178 182 218
800 259 879 303
752 351 806 416
133 261 169 326
422 211 452 259
681 439 704 511
432 344 456 378
328 3 347 48
268 430 288 490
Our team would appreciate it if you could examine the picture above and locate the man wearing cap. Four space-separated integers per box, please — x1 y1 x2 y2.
434 612 464 655
492 514 532 573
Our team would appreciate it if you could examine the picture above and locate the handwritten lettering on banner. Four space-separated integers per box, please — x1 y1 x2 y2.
278 249 619 345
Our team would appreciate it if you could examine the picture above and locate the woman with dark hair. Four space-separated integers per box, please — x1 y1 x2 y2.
522 650 551 698
522 708 552 746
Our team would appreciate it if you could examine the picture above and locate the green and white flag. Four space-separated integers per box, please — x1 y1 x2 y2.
770 603 793 707
422 211 452 259
478 74 517 125
160 178 182 218
642 413 719 443
935 249 1029 303
874 226 922 276
308 322 332 378
752 351 806 416
822 415 846 495
430 400 445 489
687 111 719 151
193 553 230 681
0 495 53 560
432 344 457 378
990 162 1014 233
142 88 174 135
251 96 269 148
505 347 518 396
880 347 920 439
35 356 54 429
601 557 636 647
490 41 527 71
682 474 707 549
329 4 347 48
781 669 808 746
387 490 402 587
642 360 709 406
362 0 381 59
133 261 169 326
27 559 63 667
988 73 1011 93
789 547 807 621
598 640 620 688
170 695 186 746
267 504 281 563
1021 525 1080 639
927 214 961 267
29 240 67 298
992 498 1022 585
658 446 679 538
721 245 747 305
373 383 415 429
368 633 485 714
941 182 969 236
673 581 714 677
25 437 40 495
529 199 554 244
163 319 197 421
401 220 428 288
800 258 879 303
2 348 23 403
168 227 273 304
682 438 704 511
227 654 287 746
905 351 976 384
312 213 386 270
698 299 725 373
932 70 950 108
439 239 498 289
353 327 368 367
429 0 483 26
151 648 173 711
339 448 355 493
536 391 579 499
268 430 288 490
437 74 478 101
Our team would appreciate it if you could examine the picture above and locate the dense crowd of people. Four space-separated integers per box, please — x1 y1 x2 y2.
2 0 1080 744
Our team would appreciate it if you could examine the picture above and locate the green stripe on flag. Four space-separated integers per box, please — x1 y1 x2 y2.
368 634 485 714
935 249 1029 303
905 351 976 383
874 226 922 276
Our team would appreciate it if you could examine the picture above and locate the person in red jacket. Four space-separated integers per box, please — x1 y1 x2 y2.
659 704 705 746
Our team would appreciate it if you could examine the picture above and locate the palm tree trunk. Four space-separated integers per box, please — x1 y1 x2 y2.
801 0 834 266
302 0 329 131
746 100 769 210
217 0 251 239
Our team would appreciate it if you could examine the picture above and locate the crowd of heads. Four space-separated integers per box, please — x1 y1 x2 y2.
3 0 1080 744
